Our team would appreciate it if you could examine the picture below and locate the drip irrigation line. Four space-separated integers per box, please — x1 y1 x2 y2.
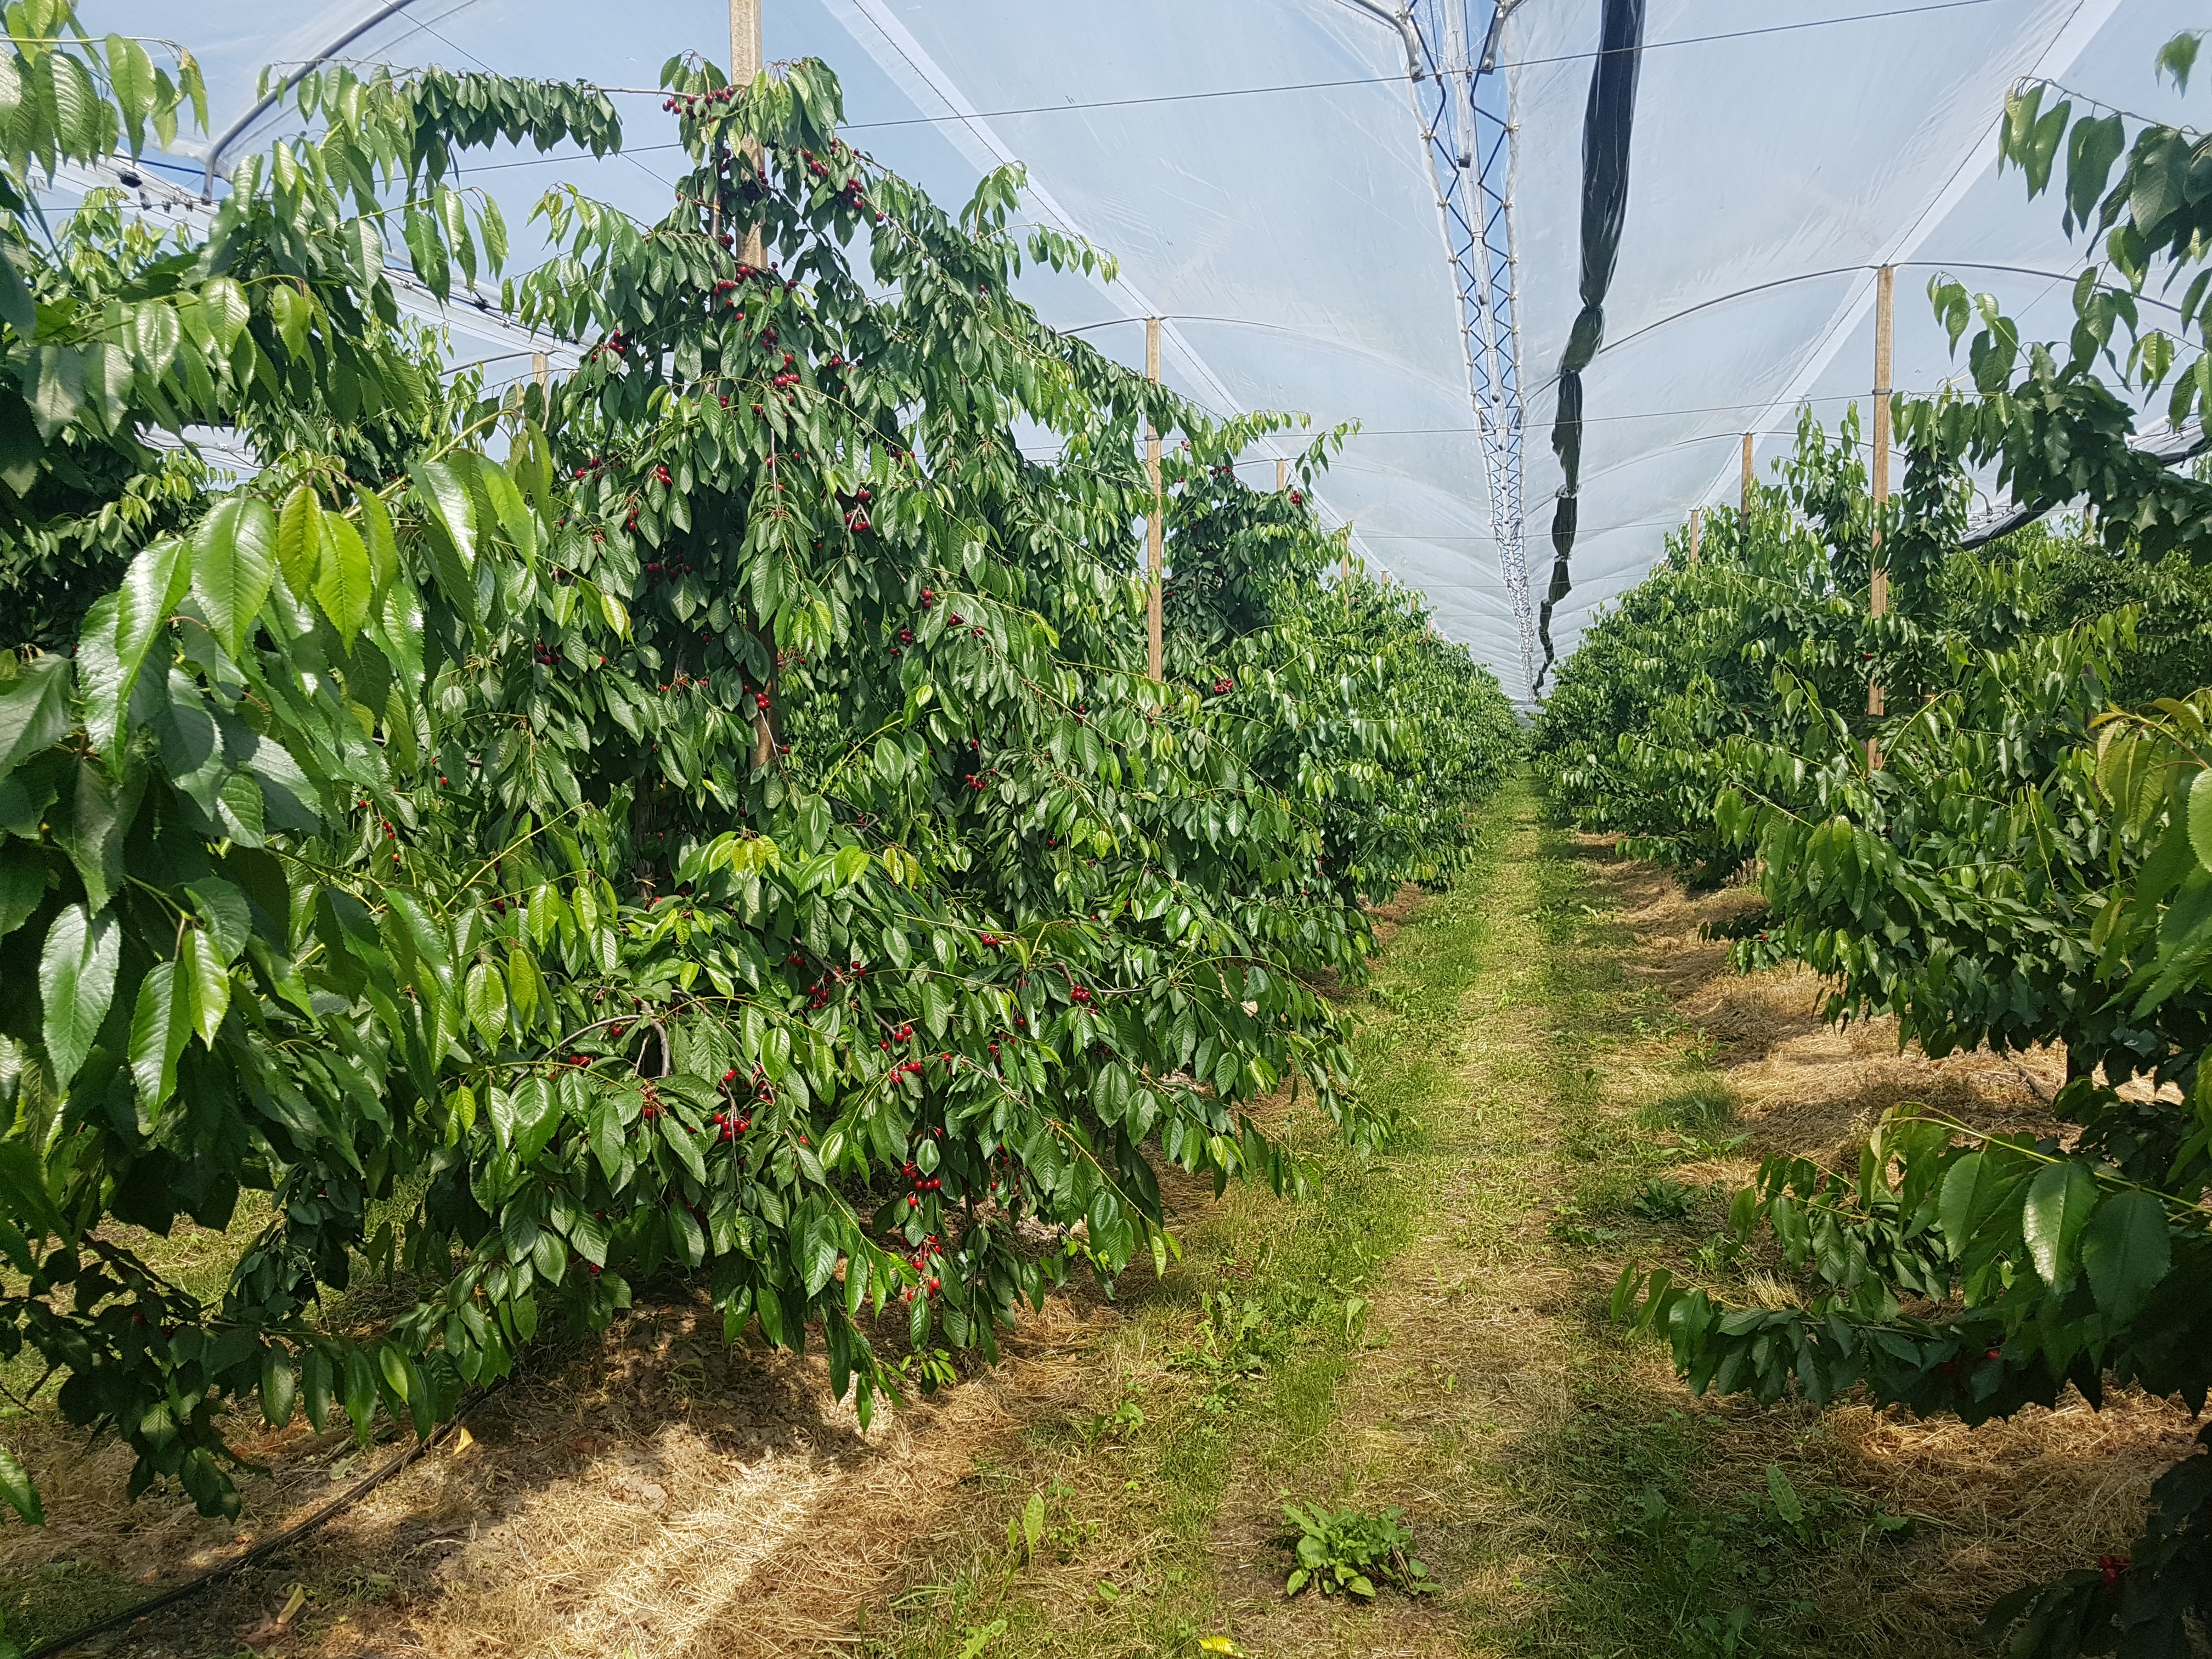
21 1390 501 1659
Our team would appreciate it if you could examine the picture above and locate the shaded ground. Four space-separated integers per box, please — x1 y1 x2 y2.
4 786 2198 1657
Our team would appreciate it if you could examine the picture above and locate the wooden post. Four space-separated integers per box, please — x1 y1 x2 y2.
1688 506 1701 565
1867 264 1893 768
531 352 549 398
1740 432 1754 523
1276 458 1288 490
732 0 765 271
734 0 776 769
1146 317 1164 682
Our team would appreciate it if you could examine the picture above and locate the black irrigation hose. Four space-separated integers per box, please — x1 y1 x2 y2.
1536 0 1648 697
22 1386 501 1659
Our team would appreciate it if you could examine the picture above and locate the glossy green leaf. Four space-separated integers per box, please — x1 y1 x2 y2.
88 538 188 758
38 901 117 1086
313 511 374 645
180 928 230 1048
53 757 134 916
128 960 192 1118
190 495 278 659
274 483 321 600
0 654 74 776
2021 1160 2099 1292
2189 768 2212 872
464 958 507 1046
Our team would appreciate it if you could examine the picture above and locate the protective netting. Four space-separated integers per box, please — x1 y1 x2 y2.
62 0 2205 698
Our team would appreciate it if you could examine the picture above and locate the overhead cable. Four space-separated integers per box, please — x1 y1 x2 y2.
565 1 2019 126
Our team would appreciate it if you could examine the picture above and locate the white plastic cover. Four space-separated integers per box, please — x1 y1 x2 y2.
62 0 2209 697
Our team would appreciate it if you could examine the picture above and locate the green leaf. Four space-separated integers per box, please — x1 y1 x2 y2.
268 284 310 362
1765 1464 1804 1525
106 35 154 154
2157 29 2200 92
190 495 278 659
2079 1189 2171 1322
201 276 249 352
0 1446 44 1526
411 459 477 573
180 928 230 1048
0 654 74 776
2187 768 2212 872
342 1345 377 1438
313 512 374 646
21 345 83 439
128 960 191 1119
403 204 450 300
358 490 399 592
72 593 127 775
274 483 321 600
260 1351 297 1428
53 757 134 915
301 1348 334 1432
464 959 507 1046
1937 1151 1991 1254
376 1344 412 1404
2065 112 2126 232
38 901 117 1086
506 945 539 1030
2021 1160 2099 1291
184 878 251 963
659 1113 707 1183
0 841 46 939
591 1098 624 1181
476 458 535 558
0 245 36 339
88 538 187 758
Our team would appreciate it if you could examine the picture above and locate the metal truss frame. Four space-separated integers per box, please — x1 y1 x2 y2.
1341 0 1534 701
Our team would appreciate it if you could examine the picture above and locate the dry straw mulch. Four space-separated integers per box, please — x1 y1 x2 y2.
1593 843 2203 1639
3 1280 1118 1658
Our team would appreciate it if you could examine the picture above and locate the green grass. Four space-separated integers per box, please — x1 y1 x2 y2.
859 803 1508 1658
859 780 1981 1659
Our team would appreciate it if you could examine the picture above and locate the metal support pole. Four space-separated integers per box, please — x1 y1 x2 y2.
1147 317 1164 683
1867 263 1894 768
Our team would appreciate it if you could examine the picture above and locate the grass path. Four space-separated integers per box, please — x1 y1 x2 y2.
861 780 1990 1659
2 781 2175 1657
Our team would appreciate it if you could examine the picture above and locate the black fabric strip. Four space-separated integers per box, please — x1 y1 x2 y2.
1534 0 1646 692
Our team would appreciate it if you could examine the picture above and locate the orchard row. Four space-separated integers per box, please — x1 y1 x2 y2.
1533 48 2212 1656
0 16 1516 1526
